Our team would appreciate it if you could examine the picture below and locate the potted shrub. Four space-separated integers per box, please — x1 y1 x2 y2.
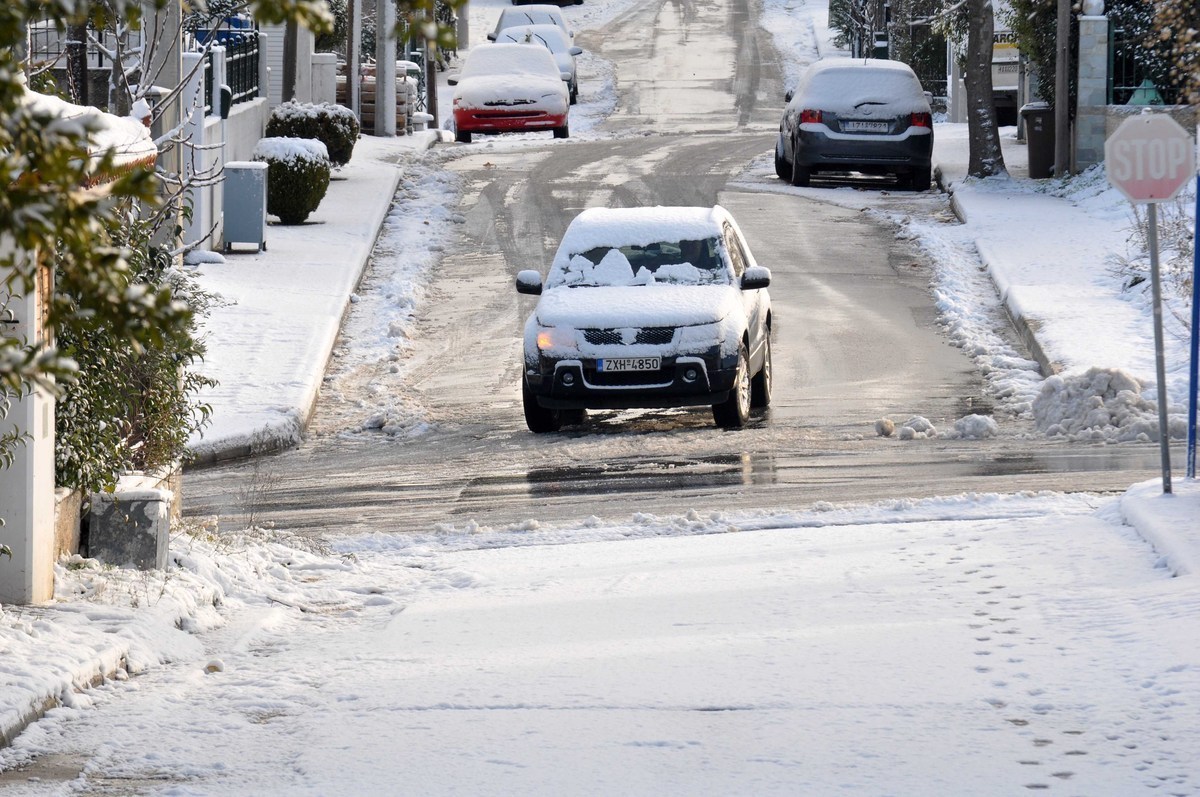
266 100 360 168
252 137 331 225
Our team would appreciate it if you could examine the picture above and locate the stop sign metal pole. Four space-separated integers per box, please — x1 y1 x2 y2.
1146 200 1172 494
1189 174 1199 479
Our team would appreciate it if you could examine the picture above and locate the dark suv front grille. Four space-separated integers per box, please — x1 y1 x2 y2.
586 368 671 387
583 327 675 346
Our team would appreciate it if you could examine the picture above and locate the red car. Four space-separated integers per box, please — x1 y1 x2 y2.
449 44 570 143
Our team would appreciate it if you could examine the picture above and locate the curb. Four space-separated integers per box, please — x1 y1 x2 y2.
1 656 127 750
185 133 442 469
942 175 1058 379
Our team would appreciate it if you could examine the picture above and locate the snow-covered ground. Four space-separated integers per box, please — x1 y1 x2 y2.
3 0 1198 792
2 487 1199 794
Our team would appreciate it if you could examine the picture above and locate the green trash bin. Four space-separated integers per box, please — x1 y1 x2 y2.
1021 102 1055 179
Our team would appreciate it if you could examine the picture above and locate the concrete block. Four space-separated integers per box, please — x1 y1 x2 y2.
54 487 84 558
87 489 172 571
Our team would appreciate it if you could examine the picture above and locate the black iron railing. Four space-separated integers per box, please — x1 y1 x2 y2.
198 30 261 115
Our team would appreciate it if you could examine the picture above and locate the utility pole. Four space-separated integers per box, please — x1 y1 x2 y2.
1053 0 1070 176
426 38 438 128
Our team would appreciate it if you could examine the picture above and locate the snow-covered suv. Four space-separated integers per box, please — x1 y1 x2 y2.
515 206 773 432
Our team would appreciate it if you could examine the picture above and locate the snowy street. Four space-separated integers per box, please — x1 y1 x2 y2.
1 0 1198 792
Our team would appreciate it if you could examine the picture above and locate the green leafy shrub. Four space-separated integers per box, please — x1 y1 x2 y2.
55 209 216 493
266 100 360 167
252 137 331 225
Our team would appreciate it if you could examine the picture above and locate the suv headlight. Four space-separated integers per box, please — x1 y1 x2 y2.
677 322 722 353
536 326 578 354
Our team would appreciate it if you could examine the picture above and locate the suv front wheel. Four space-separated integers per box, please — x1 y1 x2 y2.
750 333 772 408
523 379 563 433
713 345 751 429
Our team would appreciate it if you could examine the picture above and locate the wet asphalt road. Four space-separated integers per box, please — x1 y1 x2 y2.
183 0 1164 536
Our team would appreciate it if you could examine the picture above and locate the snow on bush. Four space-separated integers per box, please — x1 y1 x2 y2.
1032 367 1183 442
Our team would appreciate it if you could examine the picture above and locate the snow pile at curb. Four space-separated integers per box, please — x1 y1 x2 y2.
1033 367 1184 442
954 413 998 439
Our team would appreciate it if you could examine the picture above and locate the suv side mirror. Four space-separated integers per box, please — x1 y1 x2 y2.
741 266 771 291
516 270 544 295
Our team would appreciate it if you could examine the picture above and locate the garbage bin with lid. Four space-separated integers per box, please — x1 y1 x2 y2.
223 161 268 253
1020 102 1055 179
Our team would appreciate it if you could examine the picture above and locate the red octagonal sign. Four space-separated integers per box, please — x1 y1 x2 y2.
1105 114 1196 203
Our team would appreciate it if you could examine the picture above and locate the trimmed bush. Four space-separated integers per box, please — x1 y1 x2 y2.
266 100 360 167
252 137 331 225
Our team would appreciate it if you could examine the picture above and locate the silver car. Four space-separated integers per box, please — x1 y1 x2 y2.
495 24 583 104
488 5 574 42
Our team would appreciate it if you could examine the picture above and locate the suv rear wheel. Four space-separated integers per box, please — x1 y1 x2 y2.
909 165 932 192
774 138 790 181
790 149 811 187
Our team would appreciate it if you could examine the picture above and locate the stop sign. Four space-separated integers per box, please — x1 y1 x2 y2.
1105 114 1197 203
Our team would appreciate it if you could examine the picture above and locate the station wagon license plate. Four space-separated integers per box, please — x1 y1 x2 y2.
843 120 889 133
599 357 661 372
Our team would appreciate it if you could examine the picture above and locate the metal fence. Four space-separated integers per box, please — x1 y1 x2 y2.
199 32 261 115
1109 25 1179 105
26 19 112 70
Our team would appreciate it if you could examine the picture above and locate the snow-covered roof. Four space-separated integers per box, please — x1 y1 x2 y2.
490 5 571 36
793 58 930 113
495 24 574 53
555 206 728 256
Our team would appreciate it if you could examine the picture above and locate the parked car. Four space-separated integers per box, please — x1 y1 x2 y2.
515 206 773 432
495 24 583 104
488 5 574 42
775 58 934 191
448 43 571 143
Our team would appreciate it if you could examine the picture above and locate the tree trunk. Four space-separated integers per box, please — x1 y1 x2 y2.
65 22 88 105
962 0 1007 178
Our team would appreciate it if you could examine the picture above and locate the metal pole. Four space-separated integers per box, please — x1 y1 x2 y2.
282 19 297 102
1053 0 1071 177
426 39 439 129
1148 202 1173 493
1188 174 1199 479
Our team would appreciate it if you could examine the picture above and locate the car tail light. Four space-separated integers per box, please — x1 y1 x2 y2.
910 112 932 128
800 109 822 124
